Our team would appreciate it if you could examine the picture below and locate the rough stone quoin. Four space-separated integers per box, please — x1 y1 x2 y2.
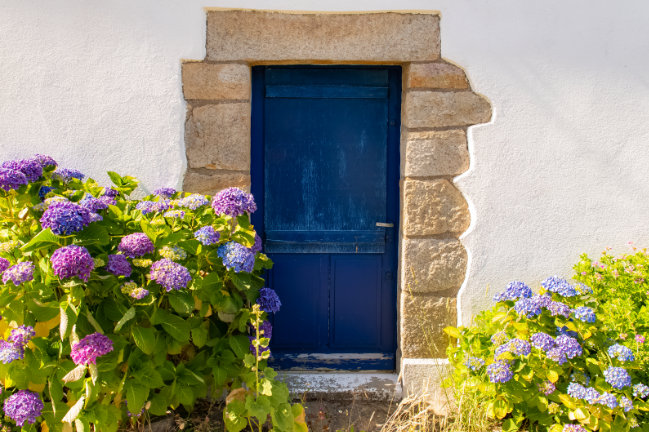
401 237 468 295
403 129 469 177
206 9 441 62
400 293 456 357
183 169 250 195
185 103 250 171
402 179 470 236
182 63 251 101
404 91 492 128
405 62 469 90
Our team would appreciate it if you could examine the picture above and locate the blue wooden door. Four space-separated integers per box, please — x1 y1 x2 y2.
251 66 400 370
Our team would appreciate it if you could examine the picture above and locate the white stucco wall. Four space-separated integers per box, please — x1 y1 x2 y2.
2 0 649 323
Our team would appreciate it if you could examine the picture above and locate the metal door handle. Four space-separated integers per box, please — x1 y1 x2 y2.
376 222 394 228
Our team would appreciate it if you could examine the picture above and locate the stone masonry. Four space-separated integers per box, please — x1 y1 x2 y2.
182 8 491 399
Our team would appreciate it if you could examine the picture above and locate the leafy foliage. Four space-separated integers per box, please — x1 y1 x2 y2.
0 158 306 431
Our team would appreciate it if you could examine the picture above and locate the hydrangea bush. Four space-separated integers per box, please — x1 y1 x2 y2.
446 276 649 432
0 155 306 431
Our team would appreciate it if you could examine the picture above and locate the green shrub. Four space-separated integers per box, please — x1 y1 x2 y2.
446 274 649 432
0 156 306 431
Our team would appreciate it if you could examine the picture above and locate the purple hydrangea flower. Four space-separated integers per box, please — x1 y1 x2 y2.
53 168 85 182
194 226 220 246
508 338 531 356
546 347 567 365
2 262 34 286
118 233 155 258
249 335 270 357
40 201 94 235
51 245 94 282
0 258 10 275
583 387 600 404
257 287 281 313
218 242 255 273
70 333 113 365
3 390 43 426
38 186 54 200
538 380 556 395
212 187 257 217
465 356 485 371
2 159 43 182
633 383 649 398
608 344 634 362
573 306 596 323
620 396 633 412
542 275 578 297
493 281 533 302
548 301 571 317
106 254 132 277
486 361 513 383
0 340 24 364
563 425 587 432
149 259 191 291
556 326 579 338
163 210 185 219
34 154 57 168
575 283 593 294
153 187 176 198
136 199 171 215
179 194 209 210
531 332 556 352
514 297 541 317
604 366 631 389
532 293 554 308
0 168 28 191
102 187 119 198
8 326 35 347
80 195 109 212
250 234 262 254
253 320 272 340
555 335 582 359
595 392 618 409
567 383 587 399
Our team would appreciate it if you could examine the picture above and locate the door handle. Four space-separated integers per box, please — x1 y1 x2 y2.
376 222 394 228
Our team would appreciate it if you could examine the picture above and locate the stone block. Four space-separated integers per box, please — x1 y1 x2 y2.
401 238 467 294
404 91 492 128
206 9 440 62
404 130 469 177
185 103 250 171
402 179 470 236
405 62 469 89
183 170 250 195
400 358 454 416
400 294 456 358
182 63 250 100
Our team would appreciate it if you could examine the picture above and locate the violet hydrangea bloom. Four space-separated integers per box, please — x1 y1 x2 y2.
153 187 176 198
604 366 632 389
250 234 262 254
541 275 578 297
80 195 109 212
2 159 43 182
486 361 513 383
493 280 532 302
531 332 556 352
608 344 634 362
8 326 35 346
633 383 649 398
179 194 209 210
34 154 57 168
194 226 220 246
563 425 587 432
465 356 485 371
3 390 43 426
102 187 119 198
555 335 583 359
547 301 571 318
40 201 94 235
118 233 155 258
514 297 542 317
38 186 54 200
70 333 113 365
106 254 132 277
149 259 191 291
0 258 10 275
0 168 28 191
538 380 556 395
257 287 281 313
163 210 185 219
212 187 257 217
53 168 85 182
573 306 596 323
218 242 255 273
0 340 24 364
51 245 94 282
2 262 34 286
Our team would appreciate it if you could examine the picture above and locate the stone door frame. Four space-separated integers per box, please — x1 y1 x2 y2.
181 8 491 396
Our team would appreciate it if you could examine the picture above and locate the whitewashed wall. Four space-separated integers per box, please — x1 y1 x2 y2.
2 0 649 323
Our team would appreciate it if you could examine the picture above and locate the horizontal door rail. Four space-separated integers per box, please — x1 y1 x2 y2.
266 84 388 99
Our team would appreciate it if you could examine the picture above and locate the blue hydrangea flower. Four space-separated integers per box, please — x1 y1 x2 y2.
0 340 24 364
633 383 649 399
514 297 541 317
604 366 631 389
508 338 531 356
218 242 255 273
2 262 35 286
34 154 57 168
583 387 600 404
490 331 509 346
106 254 131 277
620 396 633 412
102 187 119 198
546 347 567 365
2 159 43 182
567 382 587 399
548 301 571 318
575 283 593 294
531 332 556 351
571 371 591 386
538 380 556 395
563 424 587 432
486 361 513 383
149 259 191 291
0 168 28 191
608 344 634 362
212 187 257 217
80 195 109 212
163 209 185 219
493 281 533 302
595 392 618 409
542 275 578 297
53 168 85 182
179 194 209 210
257 287 281 313
556 326 579 338
465 356 485 371
573 306 596 323
40 201 94 235
38 186 54 200
532 293 553 308
153 187 176 198
555 335 582 359
194 226 220 246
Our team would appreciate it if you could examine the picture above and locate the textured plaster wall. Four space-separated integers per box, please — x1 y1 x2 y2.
2 0 649 323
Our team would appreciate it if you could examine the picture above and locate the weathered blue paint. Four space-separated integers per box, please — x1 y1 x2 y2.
251 66 401 370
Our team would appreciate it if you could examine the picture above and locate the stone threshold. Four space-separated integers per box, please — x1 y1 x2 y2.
278 371 402 402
